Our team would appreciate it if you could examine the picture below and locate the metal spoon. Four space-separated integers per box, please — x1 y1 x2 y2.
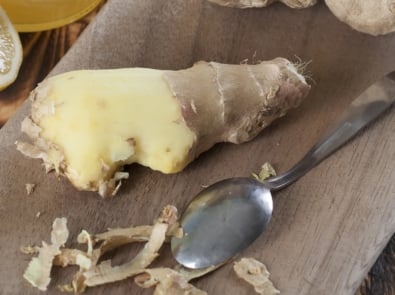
171 71 395 269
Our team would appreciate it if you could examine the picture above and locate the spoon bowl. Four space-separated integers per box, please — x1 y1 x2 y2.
171 71 395 269
171 178 272 269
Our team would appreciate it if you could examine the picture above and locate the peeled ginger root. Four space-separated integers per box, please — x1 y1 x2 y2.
17 58 310 197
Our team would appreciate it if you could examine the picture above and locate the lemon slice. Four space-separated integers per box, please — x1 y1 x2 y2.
0 5 22 91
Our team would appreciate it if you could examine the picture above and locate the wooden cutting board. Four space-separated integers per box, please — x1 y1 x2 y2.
0 1 394 294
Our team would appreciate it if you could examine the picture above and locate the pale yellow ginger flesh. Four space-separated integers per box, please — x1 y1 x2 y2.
17 58 310 197
207 0 316 9
20 69 195 196
325 0 395 36
252 162 276 182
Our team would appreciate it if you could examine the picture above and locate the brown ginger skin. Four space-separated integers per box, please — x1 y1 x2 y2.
165 58 310 162
207 0 317 9
325 0 395 36
208 0 395 36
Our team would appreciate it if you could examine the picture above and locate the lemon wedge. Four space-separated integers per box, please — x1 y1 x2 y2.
0 5 22 91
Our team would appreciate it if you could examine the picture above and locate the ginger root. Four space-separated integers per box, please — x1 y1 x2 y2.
207 0 316 9
17 58 310 197
325 0 395 36
209 0 395 36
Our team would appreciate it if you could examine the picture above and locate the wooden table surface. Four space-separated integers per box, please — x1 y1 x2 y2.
0 1 394 294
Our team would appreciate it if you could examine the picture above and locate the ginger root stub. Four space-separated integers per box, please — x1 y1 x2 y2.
17 58 310 197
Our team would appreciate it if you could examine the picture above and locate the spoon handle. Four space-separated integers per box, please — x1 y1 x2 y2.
264 71 395 191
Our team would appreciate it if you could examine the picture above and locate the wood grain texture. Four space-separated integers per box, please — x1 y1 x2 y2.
0 1 394 294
